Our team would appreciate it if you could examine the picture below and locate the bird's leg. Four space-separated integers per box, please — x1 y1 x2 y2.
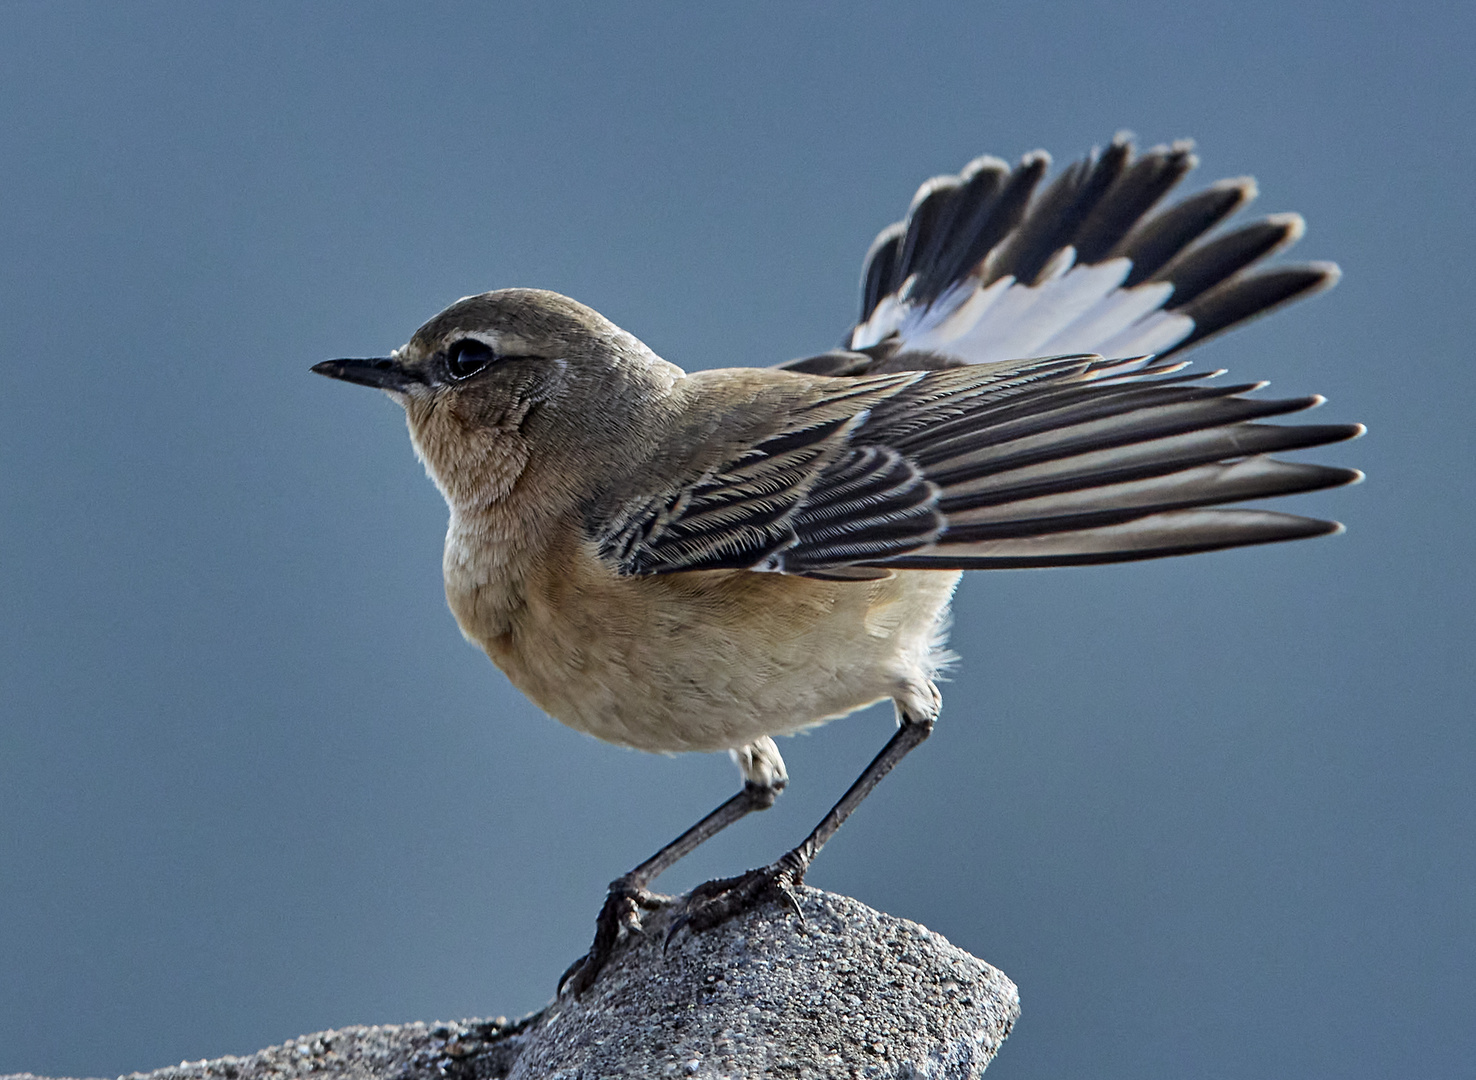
558 739 788 997
673 691 938 940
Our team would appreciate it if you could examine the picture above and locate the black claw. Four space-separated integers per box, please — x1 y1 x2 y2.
559 880 672 998
557 959 577 992
663 913 692 952
669 861 808 943
775 877 806 924
559 956 604 999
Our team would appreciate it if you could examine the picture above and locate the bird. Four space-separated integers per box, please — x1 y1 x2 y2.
311 133 1363 996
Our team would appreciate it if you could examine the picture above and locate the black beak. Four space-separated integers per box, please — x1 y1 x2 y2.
311 357 422 392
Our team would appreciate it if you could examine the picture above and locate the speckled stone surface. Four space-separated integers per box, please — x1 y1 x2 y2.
4 888 1017 1080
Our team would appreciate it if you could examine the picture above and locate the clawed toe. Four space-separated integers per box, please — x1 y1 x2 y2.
559 850 814 996
558 880 671 997
667 859 806 949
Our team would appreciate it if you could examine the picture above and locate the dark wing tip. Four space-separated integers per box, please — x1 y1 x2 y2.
877 508 1352 570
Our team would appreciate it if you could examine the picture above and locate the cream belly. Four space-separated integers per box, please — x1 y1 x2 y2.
448 532 960 754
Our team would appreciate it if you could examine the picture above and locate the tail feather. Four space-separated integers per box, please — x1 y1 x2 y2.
1170 263 1341 354
1117 177 1256 285
1075 138 1198 262
766 135 1360 571
916 154 1043 304
985 138 1132 287
1155 213 1305 307
811 134 1336 370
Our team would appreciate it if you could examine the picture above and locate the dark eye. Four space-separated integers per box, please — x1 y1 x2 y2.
445 339 495 381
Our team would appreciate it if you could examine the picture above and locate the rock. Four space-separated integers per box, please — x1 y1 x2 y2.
5 888 1018 1080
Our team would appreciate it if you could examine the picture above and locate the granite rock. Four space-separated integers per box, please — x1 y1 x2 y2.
5 888 1017 1080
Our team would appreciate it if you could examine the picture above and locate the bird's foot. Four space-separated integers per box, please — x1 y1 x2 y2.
558 877 670 998
666 849 808 948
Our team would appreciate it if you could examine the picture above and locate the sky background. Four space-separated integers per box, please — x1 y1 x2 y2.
1 3 1471 1078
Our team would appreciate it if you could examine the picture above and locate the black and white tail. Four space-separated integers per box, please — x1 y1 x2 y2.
779 134 1361 568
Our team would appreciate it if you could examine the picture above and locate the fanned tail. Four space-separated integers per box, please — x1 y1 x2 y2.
783 133 1339 376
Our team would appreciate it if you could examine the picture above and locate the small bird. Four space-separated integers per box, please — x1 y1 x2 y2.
313 135 1362 995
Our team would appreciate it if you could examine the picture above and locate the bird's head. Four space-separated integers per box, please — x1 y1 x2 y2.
313 288 683 513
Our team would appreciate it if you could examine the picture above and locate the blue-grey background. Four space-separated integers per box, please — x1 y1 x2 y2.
1 3 1470 1077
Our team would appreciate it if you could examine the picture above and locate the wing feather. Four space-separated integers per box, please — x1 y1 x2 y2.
879 509 1344 569
590 362 1361 578
594 135 1357 577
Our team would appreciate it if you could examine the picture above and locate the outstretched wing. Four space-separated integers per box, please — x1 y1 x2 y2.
591 357 1363 577
783 134 1339 377
594 360 1088 577
591 135 1360 578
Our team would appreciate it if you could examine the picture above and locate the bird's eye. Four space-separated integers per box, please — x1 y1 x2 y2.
445 339 495 381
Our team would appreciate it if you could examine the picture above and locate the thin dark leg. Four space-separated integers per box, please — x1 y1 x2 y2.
675 710 935 937
558 778 783 996
626 779 783 889
784 710 934 874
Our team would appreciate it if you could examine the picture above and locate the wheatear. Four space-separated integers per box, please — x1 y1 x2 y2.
313 135 1362 995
